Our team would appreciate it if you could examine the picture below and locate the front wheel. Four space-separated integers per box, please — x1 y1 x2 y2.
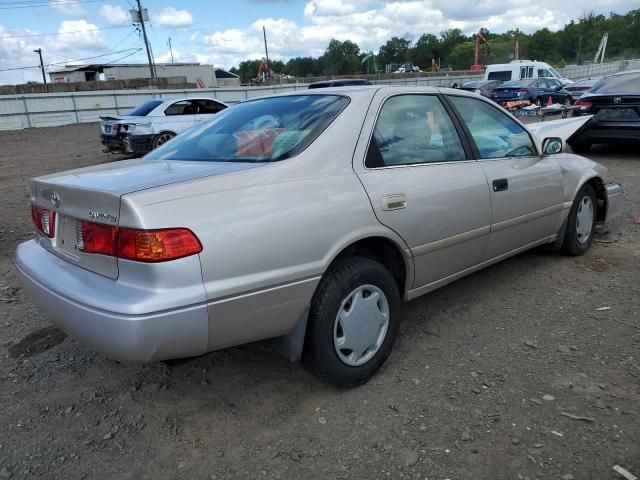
304 256 401 387
562 184 597 256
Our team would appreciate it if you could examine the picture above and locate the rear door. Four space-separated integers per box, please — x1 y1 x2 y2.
446 95 565 260
156 100 198 134
353 92 492 290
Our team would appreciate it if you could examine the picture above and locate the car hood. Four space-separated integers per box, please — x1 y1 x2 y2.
526 115 593 144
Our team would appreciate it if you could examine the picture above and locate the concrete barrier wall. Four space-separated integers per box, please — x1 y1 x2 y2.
0 74 481 131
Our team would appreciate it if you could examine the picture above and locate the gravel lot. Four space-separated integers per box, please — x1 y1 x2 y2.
0 123 639 480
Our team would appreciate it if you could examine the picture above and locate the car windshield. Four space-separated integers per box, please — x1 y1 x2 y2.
501 80 531 88
146 94 350 163
590 73 640 94
127 100 163 116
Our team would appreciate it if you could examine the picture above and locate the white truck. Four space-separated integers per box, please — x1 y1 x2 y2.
484 61 573 85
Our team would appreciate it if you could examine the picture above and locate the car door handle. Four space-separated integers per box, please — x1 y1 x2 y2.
492 179 509 192
381 194 407 211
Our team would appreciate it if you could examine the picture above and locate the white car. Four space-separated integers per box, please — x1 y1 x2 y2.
100 97 228 154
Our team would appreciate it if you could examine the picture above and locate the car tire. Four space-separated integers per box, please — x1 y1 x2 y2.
304 256 401 388
562 183 597 256
152 131 176 149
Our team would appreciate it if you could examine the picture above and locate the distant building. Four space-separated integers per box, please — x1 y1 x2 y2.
214 68 240 86
49 63 218 87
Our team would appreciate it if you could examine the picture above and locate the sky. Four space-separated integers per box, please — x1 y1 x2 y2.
0 0 637 84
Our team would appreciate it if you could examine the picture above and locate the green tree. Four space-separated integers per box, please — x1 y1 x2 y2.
377 37 412 68
411 34 440 69
319 39 361 75
285 56 321 77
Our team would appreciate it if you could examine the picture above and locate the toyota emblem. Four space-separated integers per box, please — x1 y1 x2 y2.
613 97 622 104
50 191 61 208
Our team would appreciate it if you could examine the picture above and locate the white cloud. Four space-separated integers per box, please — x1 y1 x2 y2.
154 6 195 28
49 0 87 17
99 4 130 26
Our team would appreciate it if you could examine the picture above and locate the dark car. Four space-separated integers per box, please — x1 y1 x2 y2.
564 77 603 100
569 70 640 152
459 80 503 97
490 78 572 107
308 79 373 89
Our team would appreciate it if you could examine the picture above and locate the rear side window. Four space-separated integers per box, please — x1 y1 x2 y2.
488 70 512 81
165 100 196 116
591 73 640 94
448 96 536 159
127 100 163 116
146 94 349 163
366 95 466 168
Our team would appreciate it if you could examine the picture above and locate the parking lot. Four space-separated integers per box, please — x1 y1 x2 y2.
0 123 639 480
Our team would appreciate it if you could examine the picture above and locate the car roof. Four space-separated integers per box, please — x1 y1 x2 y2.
156 97 222 107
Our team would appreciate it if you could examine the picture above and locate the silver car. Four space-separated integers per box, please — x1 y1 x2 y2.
100 97 228 155
16 87 623 387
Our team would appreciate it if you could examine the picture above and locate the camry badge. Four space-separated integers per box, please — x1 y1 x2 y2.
613 97 622 104
50 191 61 208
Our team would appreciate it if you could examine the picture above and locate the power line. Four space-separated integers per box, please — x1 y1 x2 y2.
0 47 142 72
0 25 130 39
0 0 106 9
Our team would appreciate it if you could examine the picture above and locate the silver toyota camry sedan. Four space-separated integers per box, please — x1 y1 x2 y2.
16 86 623 387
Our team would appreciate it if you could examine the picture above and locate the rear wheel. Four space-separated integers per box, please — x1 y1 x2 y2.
562 184 597 256
304 256 401 387
152 131 176 150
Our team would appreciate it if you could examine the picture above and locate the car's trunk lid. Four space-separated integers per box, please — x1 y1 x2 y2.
31 159 264 278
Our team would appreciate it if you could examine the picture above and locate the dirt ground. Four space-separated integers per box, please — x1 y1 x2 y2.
0 123 639 480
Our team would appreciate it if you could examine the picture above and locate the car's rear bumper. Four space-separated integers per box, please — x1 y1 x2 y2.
605 183 624 224
15 240 208 363
101 134 154 154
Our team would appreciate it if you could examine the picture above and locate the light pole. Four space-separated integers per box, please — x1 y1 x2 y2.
33 48 46 84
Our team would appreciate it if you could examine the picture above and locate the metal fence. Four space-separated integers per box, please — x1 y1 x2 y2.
558 58 640 79
0 74 481 132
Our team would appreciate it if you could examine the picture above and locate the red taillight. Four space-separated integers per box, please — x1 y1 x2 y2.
31 204 55 238
118 228 202 262
75 220 202 262
574 99 592 107
77 220 117 256
112 123 121 132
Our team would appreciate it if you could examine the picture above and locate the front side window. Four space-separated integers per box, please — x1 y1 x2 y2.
538 69 551 78
448 96 537 159
146 94 349 162
366 95 466 168
535 78 550 89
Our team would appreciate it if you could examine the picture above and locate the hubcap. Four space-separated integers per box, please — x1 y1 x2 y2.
333 284 389 367
576 196 594 244
157 134 173 146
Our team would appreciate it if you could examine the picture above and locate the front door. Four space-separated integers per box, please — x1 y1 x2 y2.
354 93 492 290
446 95 565 260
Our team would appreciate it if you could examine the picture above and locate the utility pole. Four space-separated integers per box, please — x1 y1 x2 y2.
33 48 46 84
134 0 156 78
168 37 174 64
262 26 270 79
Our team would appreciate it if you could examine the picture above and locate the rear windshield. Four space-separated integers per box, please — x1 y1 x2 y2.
127 100 164 116
500 80 531 88
487 70 512 81
146 94 350 163
590 73 640 94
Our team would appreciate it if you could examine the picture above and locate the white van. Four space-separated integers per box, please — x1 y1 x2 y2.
484 61 573 85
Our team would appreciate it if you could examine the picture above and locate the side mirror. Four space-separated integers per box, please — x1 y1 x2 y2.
542 137 563 155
